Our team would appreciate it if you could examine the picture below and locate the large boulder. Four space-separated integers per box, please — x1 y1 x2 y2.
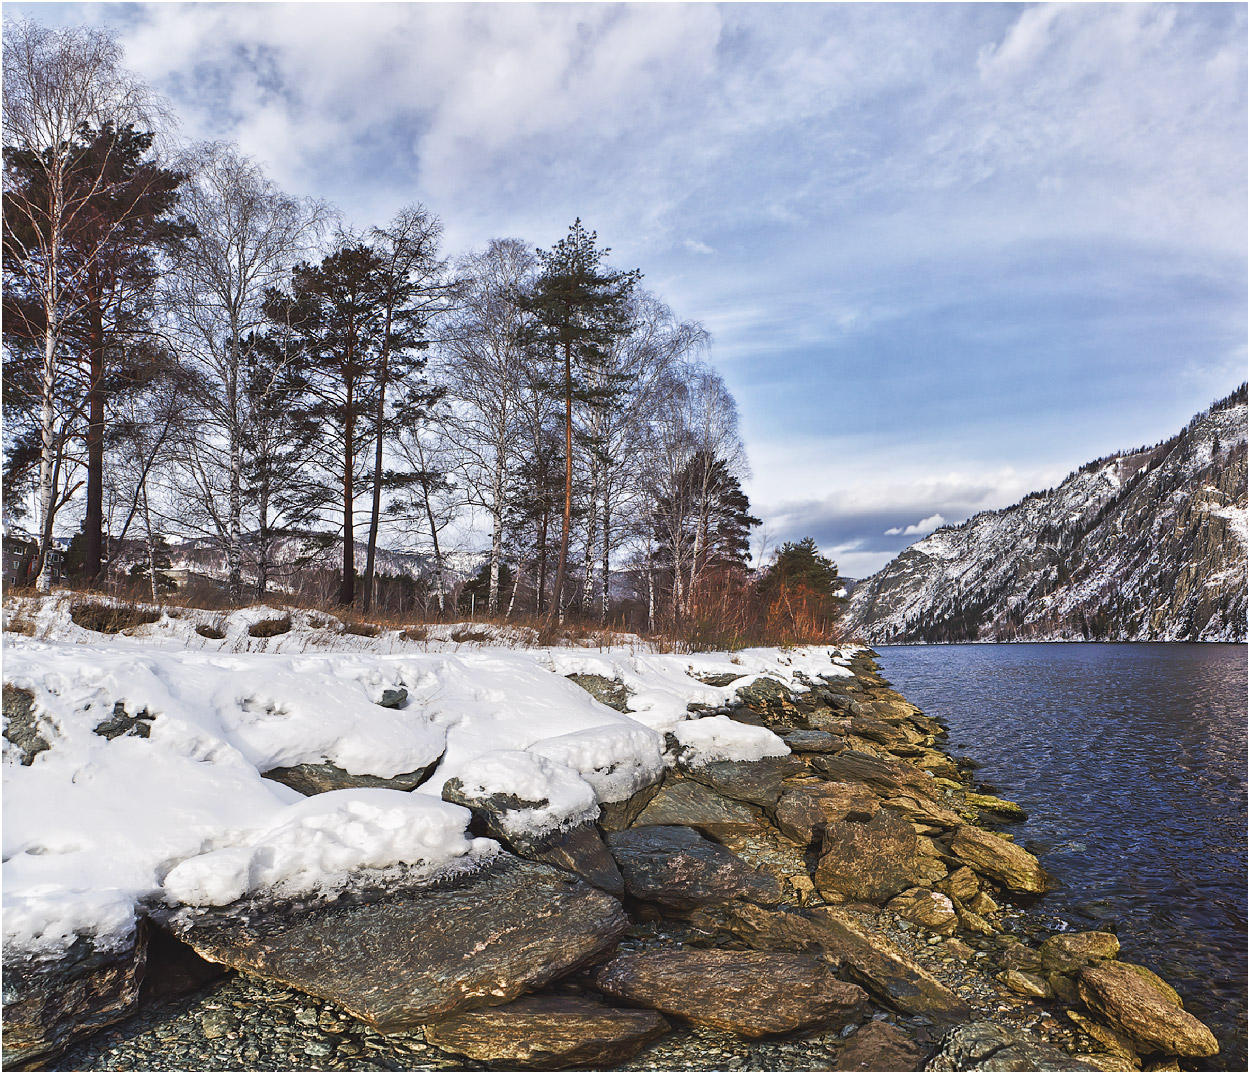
263 757 441 796
423 994 669 1068
683 755 807 808
167 855 627 1033
834 1020 926 1071
606 826 781 911
949 825 1049 895
631 780 764 838
928 1021 1098 1071
814 806 924 904
2 929 148 1067
1077 962 1218 1058
771 781 879 845
1039 931 1120 974
591 947 867 1037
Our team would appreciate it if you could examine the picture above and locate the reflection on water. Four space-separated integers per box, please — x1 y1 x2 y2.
876 643 1247 1071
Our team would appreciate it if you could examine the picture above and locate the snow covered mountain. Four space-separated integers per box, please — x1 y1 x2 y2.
846 387 1248 643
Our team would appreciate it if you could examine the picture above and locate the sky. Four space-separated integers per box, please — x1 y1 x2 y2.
13 1 1247 576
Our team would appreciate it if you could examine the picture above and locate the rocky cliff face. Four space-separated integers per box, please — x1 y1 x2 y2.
847 388 1248 643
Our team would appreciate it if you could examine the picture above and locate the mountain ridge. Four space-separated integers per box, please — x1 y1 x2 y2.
846 386 1248 643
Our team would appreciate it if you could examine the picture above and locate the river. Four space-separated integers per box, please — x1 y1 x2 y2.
875 642 1247 1070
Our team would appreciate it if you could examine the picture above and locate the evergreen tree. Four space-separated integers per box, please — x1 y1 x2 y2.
519 220 640 621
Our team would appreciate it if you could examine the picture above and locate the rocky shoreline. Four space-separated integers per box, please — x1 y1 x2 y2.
6 649 1221 1072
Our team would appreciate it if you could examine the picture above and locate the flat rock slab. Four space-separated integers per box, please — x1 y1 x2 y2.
423 994 669 1068
800 908 972 1023
632 779 764 837
1038 931 1120 973
168 856 628 1033
815 807 924 904
591 948 867 1038
606 825 782 910
684 756 808 808
783 729 844 752
834 1020 927 1070
928 1021 1098 1071
1078 961 1218 1058
812 750 937 799
2 930 148 1067
949 826 1049 895
525 823 625 898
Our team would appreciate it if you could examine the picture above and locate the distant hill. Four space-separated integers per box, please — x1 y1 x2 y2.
846 387 1248 643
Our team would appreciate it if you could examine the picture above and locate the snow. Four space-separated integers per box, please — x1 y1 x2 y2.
3 601 859 960
672 715 789 765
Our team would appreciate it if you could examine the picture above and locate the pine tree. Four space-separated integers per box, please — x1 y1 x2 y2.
519 220 640 621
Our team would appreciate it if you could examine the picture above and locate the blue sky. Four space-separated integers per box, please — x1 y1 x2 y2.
15 2 1247 575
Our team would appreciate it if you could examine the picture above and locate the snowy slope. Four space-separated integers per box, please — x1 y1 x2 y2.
3 597 857 962
847 389 1248 643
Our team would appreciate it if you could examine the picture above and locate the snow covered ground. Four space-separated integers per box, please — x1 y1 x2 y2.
3 594 858 962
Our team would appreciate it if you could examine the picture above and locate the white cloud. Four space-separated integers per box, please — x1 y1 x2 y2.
902 513 947 536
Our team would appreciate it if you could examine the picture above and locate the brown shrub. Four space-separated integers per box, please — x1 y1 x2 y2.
400 626 428 642
343 621 380 637
70 602 160 635
195 623 226 640
4 619 36 636
247 615 292 638
450 628 491 643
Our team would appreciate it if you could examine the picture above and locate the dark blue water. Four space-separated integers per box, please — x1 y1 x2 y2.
875 643 1247 1070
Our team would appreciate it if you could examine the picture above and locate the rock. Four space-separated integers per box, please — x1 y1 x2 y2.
606 826 782 911
264 755 441 796
378 687 408 709
168 855 628 1033
1039 931 1120 973
811 749 938 799
566 673 630 712
884 792 965 830
631 779 764 838
834 1020 926 1070
690 671 742 688
1077 962 1218 1058
788 907 971 1022
1049 971 1081 1004
949 825 1049 894
997 969 1052 998
683 755 807 808
814 806 924 904
2 929 148 1067
734 676 795 720
442 779 623 896
596 777 664 832
940 866 980 902
591 947 867 1037
963 791 1027 820
3 683 51 764
783 729 843 752
423 994 669 1068
1066 1009 1141 1062
771 780 879 844
91 701 155 740
928 1021 1099 1070
887 888 958 934
524 823 625 898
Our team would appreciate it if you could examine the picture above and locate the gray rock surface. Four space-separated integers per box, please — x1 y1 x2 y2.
167 856 628 1032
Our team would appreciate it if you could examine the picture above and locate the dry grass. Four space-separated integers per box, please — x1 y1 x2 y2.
194 623 226 640
4 618 36 636
247 614 292 638
342 621 381 637
69 601 161 635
